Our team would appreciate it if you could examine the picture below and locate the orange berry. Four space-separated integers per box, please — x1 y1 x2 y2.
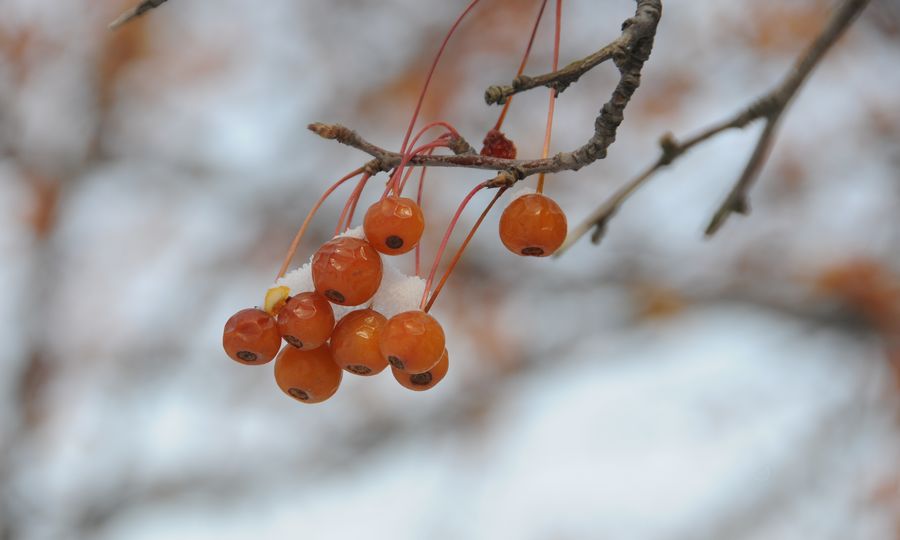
392 348 449 391
275 292 335 350
331 308 388 376
363 197 425 255
379 310 445 374
498 193 567 257
273 344 342 404
480 128 517 159
311 237 383 305
222 308 282 365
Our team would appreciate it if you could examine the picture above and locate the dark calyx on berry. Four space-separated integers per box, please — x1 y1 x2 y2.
237 351 258 362
325 289 345 303
283 336 303 348
388 355 404 369
288 387 309 400
521 246 544 256
410 372 432 386
386 235 404 249
347 365 372 375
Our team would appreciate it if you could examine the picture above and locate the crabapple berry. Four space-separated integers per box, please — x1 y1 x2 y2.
498 193 567 257
392 348 448 391
274 344 342 404
330 308 388 376
363 197 425 255
222 308 282 365
311 236 383 305
275 291 335 350
379 310 445 374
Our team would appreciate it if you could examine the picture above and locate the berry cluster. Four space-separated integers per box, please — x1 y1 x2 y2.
222 0 570 404
223 204 452 403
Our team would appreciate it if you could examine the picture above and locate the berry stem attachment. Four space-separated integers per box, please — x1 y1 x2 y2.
536 0 563 194
276 167 364 280
336 172 371 235
424 187 507 312
421 182 488 309
493 0 548 132
390 126 454 196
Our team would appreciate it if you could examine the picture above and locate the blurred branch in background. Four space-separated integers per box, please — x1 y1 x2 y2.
2 0 899 538
109 0 170 30
563 0 871 251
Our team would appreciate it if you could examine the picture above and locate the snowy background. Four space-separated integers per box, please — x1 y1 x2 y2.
1 0 899 539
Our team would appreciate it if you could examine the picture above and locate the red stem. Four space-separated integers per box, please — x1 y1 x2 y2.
420 182 488 309
390 125 455 195
414 158 430 277
396 0 482 162
276 167 365 279
335 173 371 235
536 0 562 194
424 187 507 312
494 0 548 132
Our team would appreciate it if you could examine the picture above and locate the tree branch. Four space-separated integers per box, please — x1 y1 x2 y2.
561 0 871 253
109 0 170 30
310 0 662 187
484 0 662 105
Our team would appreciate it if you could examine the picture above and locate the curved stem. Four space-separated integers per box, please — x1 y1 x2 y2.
420 182 488 309
335 172 371 235
396 0 482 161
494 0 548 131
398 147 438 195
390 125 455 195
275 167 364 279
424 187 506 312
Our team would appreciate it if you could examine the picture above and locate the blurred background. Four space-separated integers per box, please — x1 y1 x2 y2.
2 0 900 538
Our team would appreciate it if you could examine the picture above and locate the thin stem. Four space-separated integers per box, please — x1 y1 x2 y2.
421 182 488 309
414 164 429 277
396 0 481 161
391 139 450 196
399 146 436 196
424 188 507 312
275 167 364 279
493 0 548 131
345 176 368 229
536 0 562 194
390 125 456 195
335 173 371 235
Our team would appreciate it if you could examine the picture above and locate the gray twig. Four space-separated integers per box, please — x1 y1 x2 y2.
109 0 169 30
561 0 871 253
310 0 663 188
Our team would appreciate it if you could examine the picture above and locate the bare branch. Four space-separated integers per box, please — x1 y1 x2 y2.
484 0 661 105
562 0 871 252
311 0 662 187
109 0 169 30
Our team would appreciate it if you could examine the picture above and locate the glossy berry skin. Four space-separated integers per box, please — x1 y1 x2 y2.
331 309 388 376
222 308 282 365
379 310 445 374
312 237 383 305
363 197 425 255
274 344 342 404
498 193 567 257
276 292 335 350
392 348 449 391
